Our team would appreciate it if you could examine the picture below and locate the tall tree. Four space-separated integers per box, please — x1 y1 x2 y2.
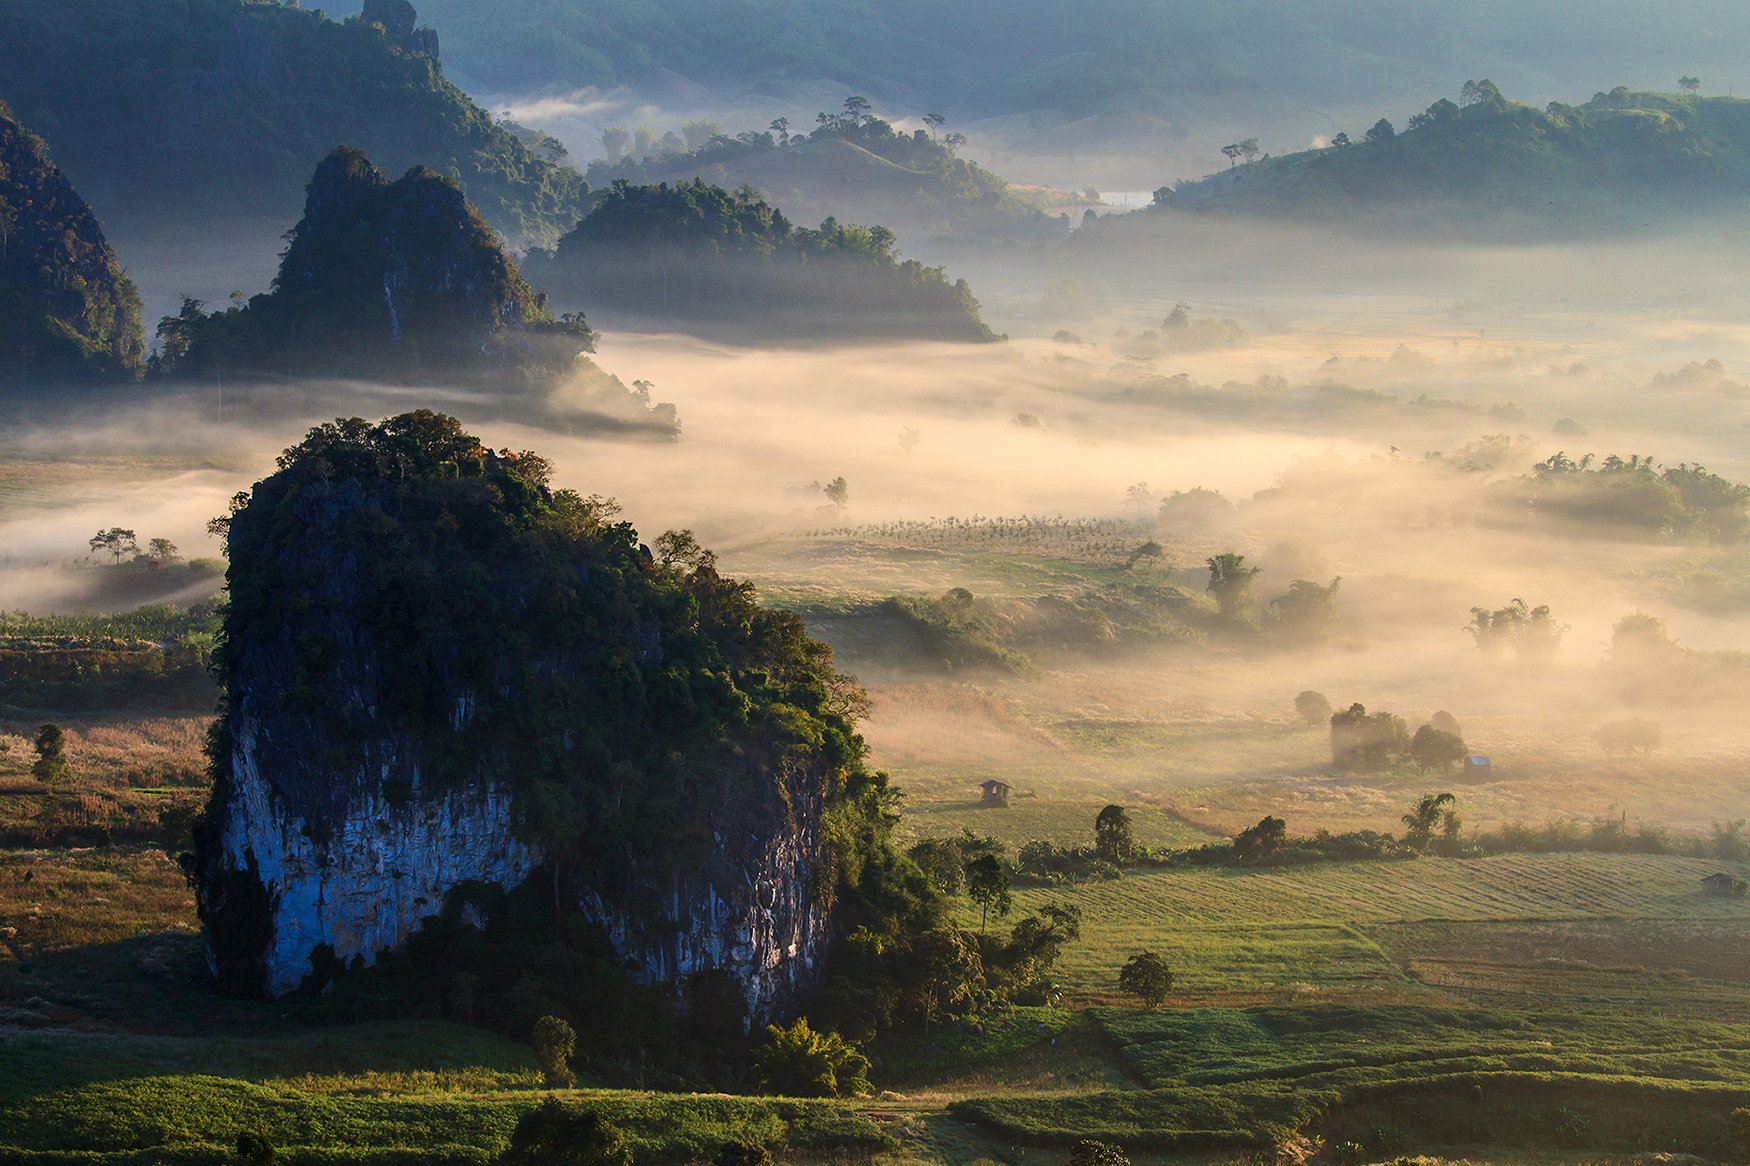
1205 552 1260 622
1094 805 1137 865
964 853 1013 933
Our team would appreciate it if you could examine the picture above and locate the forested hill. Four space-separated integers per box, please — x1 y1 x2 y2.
0 0 586 247
0 102 144 384
1155 85 1750 231
583 102 1064 246
521 180 1002 342
325 0 1750 185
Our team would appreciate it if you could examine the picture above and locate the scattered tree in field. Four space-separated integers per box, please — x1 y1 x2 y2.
823 476 849 515
1295 690 1333 725
1206 552 1261 623
498 1098 632 1166
1330 703 1408 770
531 1015 577 1088
1401 792 1456 851
1118 950 1173 1007
1410 724 1467 774
1094 804 1139 865
907 927 982 1031
146 537 180 564
1125 540 1164 570
89 527 137 564
1069 1141 1132 1166
754 1016 871 1097
907 828 1002 894
1270 577 1342 644
1467 598 1566 661
965 853 1013 932
1679 76 1701 95
31 723 68 788
1233 814 1288 864
1125 481 1153 511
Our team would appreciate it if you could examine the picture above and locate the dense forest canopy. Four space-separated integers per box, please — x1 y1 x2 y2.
0 0 587 246
0 101 143 383
524 178 1001 341
1152 84 1750 229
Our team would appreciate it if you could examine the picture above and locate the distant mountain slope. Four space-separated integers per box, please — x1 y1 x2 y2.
0 0 586 247
0 102 143 383
1147 85 1750 232
522 178 1001 341
334 0 1750 186
583 108 1064 246
155 147 676 435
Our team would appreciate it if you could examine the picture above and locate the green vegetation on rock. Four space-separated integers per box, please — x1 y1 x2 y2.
1158 83 1750 231
0 101 143 383
154 148 657 421
0 0 587 246
525 178 1000 341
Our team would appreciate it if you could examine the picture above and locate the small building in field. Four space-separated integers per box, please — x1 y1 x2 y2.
978 779 1011 804
1462 756 1491 780
1702 872 1745 896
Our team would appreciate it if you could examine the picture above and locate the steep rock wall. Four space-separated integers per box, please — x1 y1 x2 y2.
199 433 842 1023
214 700 832 1015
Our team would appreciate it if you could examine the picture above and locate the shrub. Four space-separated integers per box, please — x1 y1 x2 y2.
531 1016 577 1089
754 1017 871 1098
1069 1141 1131 1166
716 1142 774 1166
236 1131 276 1166
1118 951 1173 1008
496 1099 631 1166
1294 691 1332 725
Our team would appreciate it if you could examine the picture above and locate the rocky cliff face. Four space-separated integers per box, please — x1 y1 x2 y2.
0 101 143 382
197 415 854 1027
165 146 621 396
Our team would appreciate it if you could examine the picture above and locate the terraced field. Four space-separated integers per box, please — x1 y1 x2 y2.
991 853 1750 996
895 799 1218 853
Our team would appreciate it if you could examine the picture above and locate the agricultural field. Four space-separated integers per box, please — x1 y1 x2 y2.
2 476 1750 1161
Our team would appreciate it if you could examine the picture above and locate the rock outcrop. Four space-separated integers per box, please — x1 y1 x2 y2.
0 101 143 382
196 414 858 1027
166 145 573 385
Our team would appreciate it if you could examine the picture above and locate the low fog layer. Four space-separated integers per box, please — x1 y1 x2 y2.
7 222 1749 835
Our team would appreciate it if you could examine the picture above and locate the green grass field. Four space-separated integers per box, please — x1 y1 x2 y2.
958 854 1750 999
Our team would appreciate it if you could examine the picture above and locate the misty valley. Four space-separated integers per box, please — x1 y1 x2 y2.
2 1 1750 1164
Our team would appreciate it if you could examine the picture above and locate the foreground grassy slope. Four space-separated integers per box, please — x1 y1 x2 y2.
959 1003 1750 1150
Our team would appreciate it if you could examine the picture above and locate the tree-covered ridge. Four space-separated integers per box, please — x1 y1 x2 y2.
525 179 1001 342
0 101 143 383
0 0 587 246
583 100 1055 245
155 147 608 393
1158 83 1750 228
392 0 1750 128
